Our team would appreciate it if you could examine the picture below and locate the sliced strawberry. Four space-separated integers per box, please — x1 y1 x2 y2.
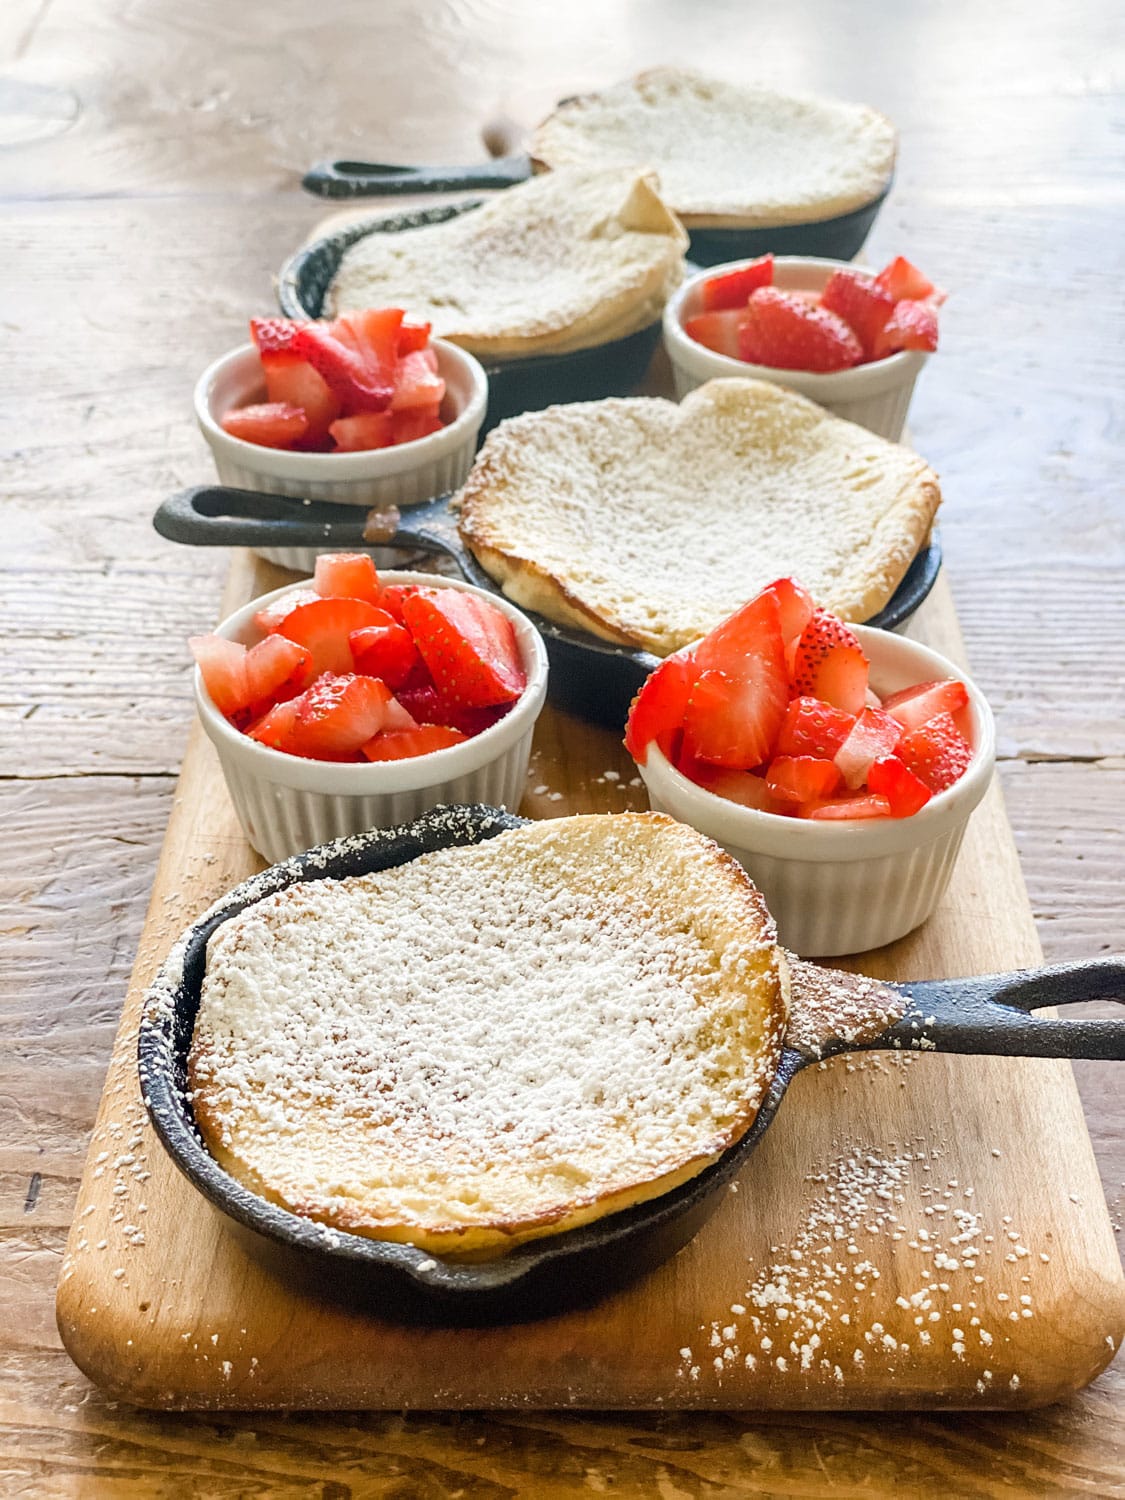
683 310 744 359
872 299 939 359
802 792 892 821
335 307 404 400
867 755 932 817
897 710 973 793
776 696 855 759
289 673 395 759
883 678 969 733
792 610 869 716
220 402 307 449
739 288 863 373
624 653 699 765
397 320 432 355
692 591 783 675
818 269 896 360
249 317 304 355
700 255 774 312
376 584 419 625
361 724 467 761
349 618 420 689
875 256 935 303
243 634 314 708
401 588 526 708
246 696 303 753
834 707 903 789
761 577 815 667
391 350 445 412
329 412 394 452
291 323 394 412
392 406 443 445
278 597 386 677
681 759 786 813
394 682 510 737
190 635 248 718
765 755 842 804
682 595 789 769
313 552 381 604
252 587 320 635
261 352 340 442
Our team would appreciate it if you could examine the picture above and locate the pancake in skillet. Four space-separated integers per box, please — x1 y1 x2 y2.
188 813 788 1258
456 377 941 656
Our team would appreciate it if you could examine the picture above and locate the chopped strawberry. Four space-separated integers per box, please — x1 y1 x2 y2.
361 724 467 761
249 317 304 355
872 298 940 359
190 635 248 718
802 792 892 821
391 406 444 445
739 288 863 373
683 760 786 813
349 618 420 689
401 588 526 708
883 678 969 733
818 269 896 359
683 310 744 359
394 682 510 737
834 707 902 789
376 584 419 625
682 593 789 769
220 402 308 449
761 577 815 667
260 353 340 443
278 596 387 677
329 412 394 451
291 323 394 412
391 350 445 411
290 673 395 759
692 591 784 675
776 697 855 759
242 634 314 708
765 755 842 804
397 320 432 355
624 653 699 765
875 256 935 303
867 755 933 817
897 710 973 793
700 255 774 312
792 610 869 716
252 587 320 635
246 696 303 753
335 307 404 397
313 552 381 604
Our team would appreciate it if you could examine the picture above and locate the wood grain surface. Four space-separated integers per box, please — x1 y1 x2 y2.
2 0 1123 1492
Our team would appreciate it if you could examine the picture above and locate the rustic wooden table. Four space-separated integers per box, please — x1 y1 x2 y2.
2 0 1122 1492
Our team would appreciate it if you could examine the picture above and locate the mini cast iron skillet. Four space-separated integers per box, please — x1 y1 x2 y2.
299 156 892 268
154 483 943 730
277 200 663 431
139 805 1125 1323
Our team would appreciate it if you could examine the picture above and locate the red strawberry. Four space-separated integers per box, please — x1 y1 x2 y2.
252 587 320 635
246 696 303 753
765 755 841 804
700 255 774 312
683 310 744 359
242 634 314 708
313 552 381 604
802 792 892 821
683 593 789 768
624 652 699 765
394 682 510 737
834 707 902 789
278 596 387 677
220 402 307 449
260 353 340 443
681 760 785 813
290 673 395 759
376 584 419 625
776 696 855 759
875 256 935 303
867 754 932 817
391 406 443 445
391 350 445 411
760 577 815 667
249 317 304 354
291 323 394 411
692 591 783 674
397 320 432 355
349 618 420 689
361 724 467 761
401 588 526 708
897 711 973 792
190 635 249 718
818 269 895 359
872 299 940 359
883 678 969 733
739 288 863 373
329 412 394 451
334 307 404 397
792 610 869 716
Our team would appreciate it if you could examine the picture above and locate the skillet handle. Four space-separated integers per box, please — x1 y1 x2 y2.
301 155 532 199
866 959 1125 1061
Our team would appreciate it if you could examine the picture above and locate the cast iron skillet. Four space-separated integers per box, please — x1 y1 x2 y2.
299 156 892 269
277 200 662 431
139 805 1125 1323
153 484 943 729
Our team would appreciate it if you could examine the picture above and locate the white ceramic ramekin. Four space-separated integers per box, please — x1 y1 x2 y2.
635 626 995 957
195 571 548 864
663 256 930 440
194 339 488 572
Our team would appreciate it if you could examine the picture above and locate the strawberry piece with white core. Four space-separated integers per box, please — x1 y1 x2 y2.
792 610 869 716
313 552 381 604
833 707 902 789
883 678 969 733
278 596 387 677
401 588 526 708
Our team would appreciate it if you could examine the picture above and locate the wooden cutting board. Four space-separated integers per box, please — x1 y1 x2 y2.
55 553 1124 1411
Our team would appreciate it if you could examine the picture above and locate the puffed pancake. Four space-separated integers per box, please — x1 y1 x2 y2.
327 166 688 360
531 68 897 228
456 378 941 655
188 813 788 1258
